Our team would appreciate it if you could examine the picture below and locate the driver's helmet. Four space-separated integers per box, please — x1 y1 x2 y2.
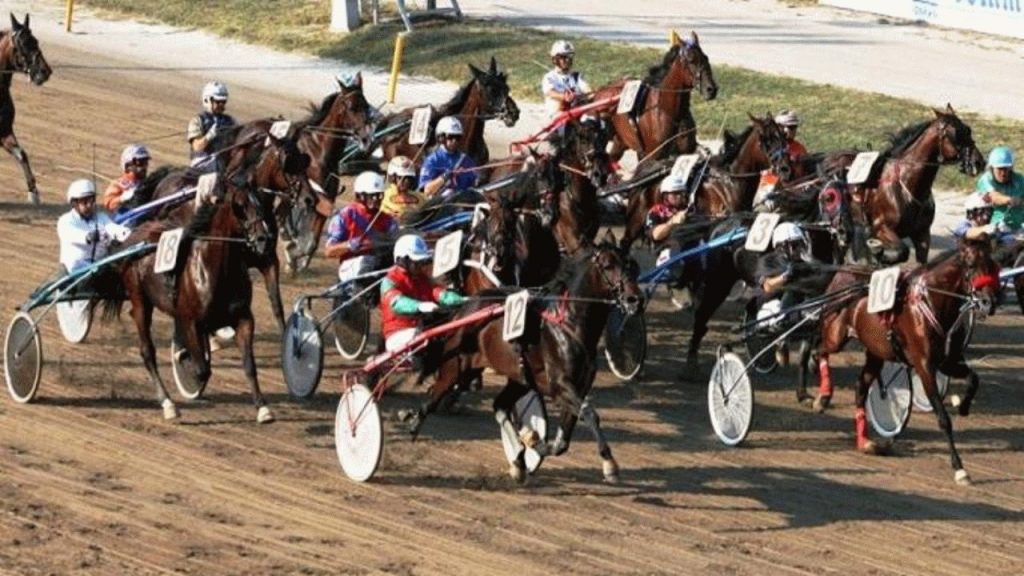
393 233 432 262
353 171 386 198
335 71 362 89
387 156 417 179
771 221 806 255
659 173 688 196
201 81 229 112
988 146 1014 169
774 110 800 128
550 40 575 58
66 179 96 203
120 144 151 169
435 116 464 137
965 194 993 219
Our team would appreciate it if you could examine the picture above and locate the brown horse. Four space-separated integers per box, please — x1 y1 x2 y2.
813 239 999 485
409 239 643 482
591 33 717 164
373 57 519 168
855 105 985 264
0 14 51 204
107 180 272 422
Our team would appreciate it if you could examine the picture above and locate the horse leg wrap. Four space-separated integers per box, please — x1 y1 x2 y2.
854 407 868 450
818 356 833 398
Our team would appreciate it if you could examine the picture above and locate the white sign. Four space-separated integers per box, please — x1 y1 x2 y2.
846 151 881 186
616 80 643 115
868 266 901 314
431 230 463 278
656 248 671 267
744 212 781 252
822 0 1024 41
269 120 291 140
154 228 185 274
408 106 432 145
670 154 700 184
502 290 530 342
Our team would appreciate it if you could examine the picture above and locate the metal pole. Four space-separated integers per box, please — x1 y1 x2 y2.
387 32 406 104
65 0 75 33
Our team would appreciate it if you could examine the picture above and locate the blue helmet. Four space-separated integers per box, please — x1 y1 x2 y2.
988 146 1014 168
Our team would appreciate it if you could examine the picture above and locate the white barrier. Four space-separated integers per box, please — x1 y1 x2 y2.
822 0 1024 40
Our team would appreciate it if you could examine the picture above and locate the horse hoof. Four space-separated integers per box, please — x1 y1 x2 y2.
950 394 962 408
519 427 540 449
602 460 620 484
161 399 180 420
28 192 40 205
812 395 832 413
954 469 972 486
257 406 274 424
509 463 526 483
858 440 884 456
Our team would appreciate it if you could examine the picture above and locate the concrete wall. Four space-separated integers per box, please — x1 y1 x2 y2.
822 0 1024 40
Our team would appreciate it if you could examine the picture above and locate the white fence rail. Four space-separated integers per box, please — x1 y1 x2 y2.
822 0 1024 40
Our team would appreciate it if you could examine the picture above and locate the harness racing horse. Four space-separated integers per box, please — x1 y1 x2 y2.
374 57 519 168
813 239 999 486
0 14 51 204
410 239 643 482
855 105 985 264
591 33 717 164
107 180 273 422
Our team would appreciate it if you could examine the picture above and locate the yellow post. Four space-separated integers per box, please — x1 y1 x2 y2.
669 29 681 47
65 0 75 33
387 32 406 104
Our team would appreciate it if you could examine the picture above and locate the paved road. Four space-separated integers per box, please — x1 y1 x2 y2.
459 0 1024 121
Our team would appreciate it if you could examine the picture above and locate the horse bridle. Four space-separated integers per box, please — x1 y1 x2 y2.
935 118 979 174
8 29 41 77
476 76 517 125
592 249 642 314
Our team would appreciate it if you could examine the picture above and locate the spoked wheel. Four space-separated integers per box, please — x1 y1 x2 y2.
171 338 211 401
4 312 43 403
911 371 950 413
866 362 913 438
282 311 324 399
603 307 647 381
742 305 778 375
708 350 754 446
56 299 93 344
332 295 371 360
500 390 549 474
334 382 383 482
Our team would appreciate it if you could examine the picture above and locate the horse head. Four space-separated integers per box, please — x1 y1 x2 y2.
228 184 271 258
933 104 986 177
8 14 51 85
326 78 376 152
468 57 520 127
751 112 793 180
591 233 643 315
676 31 717 101
549 116 612 188
958 236 1000 314
817 179 854 262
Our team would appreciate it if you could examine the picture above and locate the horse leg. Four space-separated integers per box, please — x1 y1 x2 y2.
128 295 178 420
911 226 931 265
686 280 731 373
258 259 286 332
953 367 980 417
796 339 813 404
2 133 39 204
910 356 970 485
579 397 619 484
493 381 530 483
235 314 272 423
854 354 884 453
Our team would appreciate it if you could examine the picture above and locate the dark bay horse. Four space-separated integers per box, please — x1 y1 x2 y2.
1 14 51 204
855 105 985 264
812 239 999 485
591 33 717 163
410 240 643 482
107 180 273 422
374 57 519 168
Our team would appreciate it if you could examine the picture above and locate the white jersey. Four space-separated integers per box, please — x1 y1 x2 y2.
541 69 591 117
57 209 132 272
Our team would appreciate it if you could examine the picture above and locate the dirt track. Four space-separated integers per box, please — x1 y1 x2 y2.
1 41 1024 576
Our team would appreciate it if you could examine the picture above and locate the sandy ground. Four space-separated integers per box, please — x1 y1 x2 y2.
0 4 1023 576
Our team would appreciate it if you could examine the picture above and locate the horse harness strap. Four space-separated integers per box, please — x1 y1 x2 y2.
909 276 945 338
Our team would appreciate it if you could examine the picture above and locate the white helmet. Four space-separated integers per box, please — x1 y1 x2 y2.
550 40 575 58
435 116 463 137
120 144 150 168
393 234 433 262
202 81 229 110
774 110 800 127
353 171 386 196
66 179 96 202
965 194 992 213
659 173 688 195
772 221 804 248
335 71 362 89
387 156 417 178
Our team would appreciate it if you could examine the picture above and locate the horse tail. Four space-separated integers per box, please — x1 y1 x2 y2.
100 293 124 324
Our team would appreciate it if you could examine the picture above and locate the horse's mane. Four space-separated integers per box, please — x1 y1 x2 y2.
716 125 754 166
437 76 476 118
644 44 681 85
300 91 340 128
886 121 930 158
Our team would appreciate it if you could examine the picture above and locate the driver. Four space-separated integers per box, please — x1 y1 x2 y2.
186 81 237 170
324 171 398 278
380 233 466 352
419 116 478 197
542 40 591 119
774 110 808 164
58 179 131 274
977 146 1024 233
103 144 151 215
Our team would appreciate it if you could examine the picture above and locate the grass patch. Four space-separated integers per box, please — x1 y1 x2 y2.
79 0 1023 190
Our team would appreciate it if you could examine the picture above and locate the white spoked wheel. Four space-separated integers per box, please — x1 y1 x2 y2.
4 312 43 404
282 311 324 399
708 351 754 447
603 307 647 381
867 362 913 438
333 295 371 360
171 339 211 401
911 370 950 413
334 383 383 482
56 299 93 344
500 390 549 474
